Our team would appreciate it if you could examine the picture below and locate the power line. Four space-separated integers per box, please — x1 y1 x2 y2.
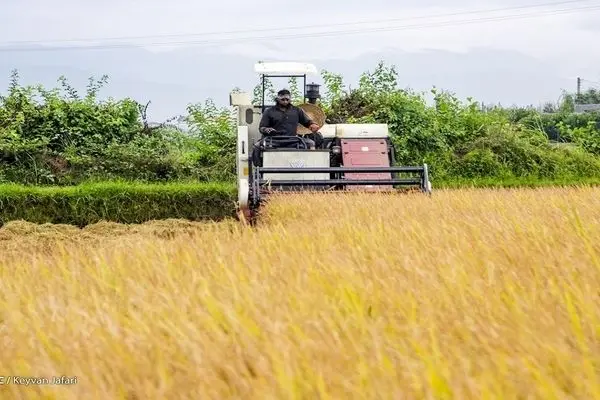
581 78 600 87
1 3 599 52
1 0 594 46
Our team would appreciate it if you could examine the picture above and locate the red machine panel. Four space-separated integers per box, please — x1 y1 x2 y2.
341 139 392 191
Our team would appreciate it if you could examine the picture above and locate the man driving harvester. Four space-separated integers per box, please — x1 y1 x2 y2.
258 89 321 149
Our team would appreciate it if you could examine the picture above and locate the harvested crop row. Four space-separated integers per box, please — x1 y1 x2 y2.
0 187 599 399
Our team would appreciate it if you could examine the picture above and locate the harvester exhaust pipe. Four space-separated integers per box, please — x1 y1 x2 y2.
305 82 320 104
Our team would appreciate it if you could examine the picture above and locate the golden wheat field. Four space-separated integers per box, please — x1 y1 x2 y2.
0 186 599 400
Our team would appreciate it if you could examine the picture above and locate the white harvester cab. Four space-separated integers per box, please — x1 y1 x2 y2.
230 61 431 223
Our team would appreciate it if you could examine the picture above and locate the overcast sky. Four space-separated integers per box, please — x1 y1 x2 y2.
1 0 599 120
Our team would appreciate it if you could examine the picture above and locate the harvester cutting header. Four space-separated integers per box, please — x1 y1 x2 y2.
231 61 432 223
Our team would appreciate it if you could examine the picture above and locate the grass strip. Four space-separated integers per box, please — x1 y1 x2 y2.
0 181 237 226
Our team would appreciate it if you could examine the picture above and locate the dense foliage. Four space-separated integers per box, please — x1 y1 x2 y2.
1 62 599 186
0 70 237 185
319 63 600 181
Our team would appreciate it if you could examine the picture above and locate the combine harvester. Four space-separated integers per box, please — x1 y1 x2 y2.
231 61 432 224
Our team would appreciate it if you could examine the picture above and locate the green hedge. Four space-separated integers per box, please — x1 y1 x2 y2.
0 181 237 227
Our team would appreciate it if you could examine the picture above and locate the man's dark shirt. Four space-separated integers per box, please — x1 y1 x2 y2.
259 105 314 136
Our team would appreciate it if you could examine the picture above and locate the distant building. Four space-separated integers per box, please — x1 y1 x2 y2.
147 115 191 132
574 104 600 113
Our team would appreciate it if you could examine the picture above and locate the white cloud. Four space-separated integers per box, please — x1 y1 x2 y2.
2 0 599 63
